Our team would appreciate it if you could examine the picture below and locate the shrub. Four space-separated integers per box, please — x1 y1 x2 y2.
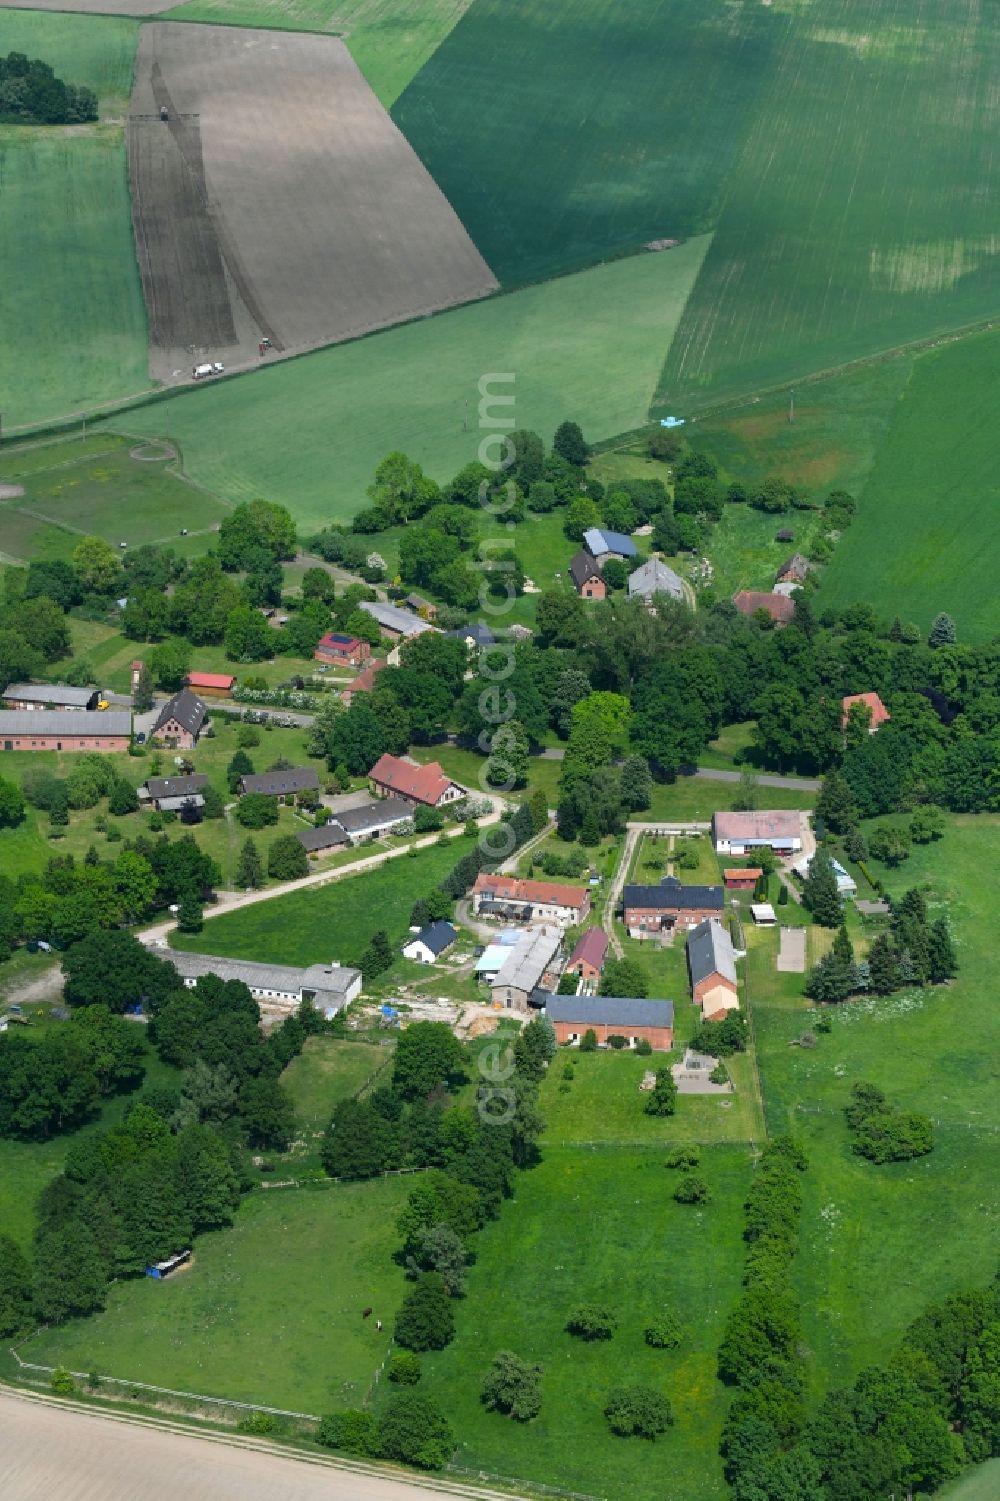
566 1304 616 1341
607 1033 627 1050
644 1312 683 1349
50 1365 76 1396
388 1352 422 1386
562 1062 575 1080
644 1068 677 1117
235 793 280 829
480 1350 543 1422
604 1385 673 1440
579 1028 598 1053
317 1408 380 1456
673 1174 710 1205
664 1145 700 1170
635 1036 652 1056
845 1081 933 1163
377 1391 454 1470
236 1410 276 1435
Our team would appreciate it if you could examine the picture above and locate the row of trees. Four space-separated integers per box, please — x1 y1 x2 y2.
0 52 96 126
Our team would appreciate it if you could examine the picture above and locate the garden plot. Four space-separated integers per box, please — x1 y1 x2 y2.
128 23 497 383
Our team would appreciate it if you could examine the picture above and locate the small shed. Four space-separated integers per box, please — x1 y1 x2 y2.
402 920 457 965
750 903 777 926
146 1249 191 1279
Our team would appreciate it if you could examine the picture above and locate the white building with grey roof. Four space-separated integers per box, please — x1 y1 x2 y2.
157 949 362 1016
488 926 562 1011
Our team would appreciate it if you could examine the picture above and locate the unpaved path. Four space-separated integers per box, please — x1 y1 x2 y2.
777 926 806 973
0 1388 525 1500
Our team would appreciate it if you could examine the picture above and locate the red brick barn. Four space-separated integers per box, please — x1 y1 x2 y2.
545 995 674 1050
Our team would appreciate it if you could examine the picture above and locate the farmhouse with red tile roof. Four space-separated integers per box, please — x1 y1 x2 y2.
369 753 465 808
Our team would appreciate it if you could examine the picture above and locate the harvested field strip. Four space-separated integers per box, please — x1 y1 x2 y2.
158 0 475 108
659 0 1000 409
119 236 712 525
127 23 497 384
393 0 777 286
818 325 1000 640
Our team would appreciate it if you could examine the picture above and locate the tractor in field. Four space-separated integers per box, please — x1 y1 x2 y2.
160 105 169 122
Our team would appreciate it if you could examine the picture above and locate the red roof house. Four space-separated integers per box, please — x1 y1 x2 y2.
732 591 796 625
566 927 609 980
315 632 371 667
340 658 386 706
724 867 763 889
369 753 465 808
472 873 590 925
186 671 235 696
841 691 890 732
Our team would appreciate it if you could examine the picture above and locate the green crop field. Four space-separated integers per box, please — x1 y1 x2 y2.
119 238 711 527
24 1177 413 1411
660 0 1000 410
419 1143 752 1501
170 839 463 966
819 326 1000 640
393 0 774 287
0 435 231 563
158 0 474 108
0 14 148 434
938 1461 1000 1501
752 815 1000 1394
645 775 816 823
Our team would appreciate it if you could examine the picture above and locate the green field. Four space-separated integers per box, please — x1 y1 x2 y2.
420 1143 752 1501
819 326 1000 638
752 815 1000 1394
539 1047 763 1148
23 1178 412 1411
0 14 147 433
0 435 230 563
159 0 473 108
119 240 711 527
394 0 773 287
938 1461 1000 1500
660 0 1000 410
645 775 816 823
281 1034 392 1170
170 839 463 966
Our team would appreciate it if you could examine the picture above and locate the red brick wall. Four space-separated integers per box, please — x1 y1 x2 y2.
581 578 606 599
0 735 130 752
551 1020 673 1051
155 719 196 749
692 974 737 1004
625 905 722 932
568 958 601 980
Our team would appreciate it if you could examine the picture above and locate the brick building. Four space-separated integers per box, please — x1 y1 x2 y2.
712 810 803 856
0 709 131 752
686 919 739 1020
186 671 235 697
152 688 207 749
565 927 609 982
545 994 674 1051
569 551 606 600
314 632 371 667
622 875 724 935
3 683 98 711
369 753 464 808
473 873 590 927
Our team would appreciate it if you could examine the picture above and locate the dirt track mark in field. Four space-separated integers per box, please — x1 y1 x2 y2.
127 25 498 383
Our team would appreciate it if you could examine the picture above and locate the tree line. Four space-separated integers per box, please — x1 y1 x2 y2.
0 52 96 126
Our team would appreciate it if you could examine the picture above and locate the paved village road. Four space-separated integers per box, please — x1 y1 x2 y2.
0 1390 525 1501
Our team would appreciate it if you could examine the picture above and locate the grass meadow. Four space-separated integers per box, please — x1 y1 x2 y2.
0 14 148 434
0 435 230 564
819 326 1000 639
938 1461 1000 1501
660 0 1000 410
752 816 1000 1396
119 239 712 527
24 1177 413 1412
419 1143 752 1501
170 838 463 966
159 0 474 108
393 0 774 286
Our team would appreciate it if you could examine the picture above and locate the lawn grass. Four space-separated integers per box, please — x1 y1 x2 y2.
938 1461 1000 1501
118 240 712 528
393 0 772 286
158 0 473 108
280 1034 394 1173
0 435 230 563
660 0 1000 411
645 775 815 824
540 1048 761 1147
752 816 1000 1396
23 1177 413 1411
419 1143 752 1501
0 14 147 434
410 743 564 808
819 325 1000 639
170 838 463 967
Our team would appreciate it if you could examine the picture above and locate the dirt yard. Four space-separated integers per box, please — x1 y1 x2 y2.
0 1389 514 1500
128 25 498 384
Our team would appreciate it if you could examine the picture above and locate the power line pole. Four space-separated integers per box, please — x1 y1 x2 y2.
788 389 795 423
